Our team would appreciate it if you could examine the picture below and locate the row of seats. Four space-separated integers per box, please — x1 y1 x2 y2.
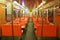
1 16 30 36
32 16 57 37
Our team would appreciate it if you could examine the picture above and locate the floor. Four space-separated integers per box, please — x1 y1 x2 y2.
21 17 37 40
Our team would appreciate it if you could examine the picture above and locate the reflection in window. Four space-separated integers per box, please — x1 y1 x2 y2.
48 9 54 23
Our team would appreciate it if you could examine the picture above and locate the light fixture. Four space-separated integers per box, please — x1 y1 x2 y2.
43 1 46 4
13 1 25 10
36 1 46 9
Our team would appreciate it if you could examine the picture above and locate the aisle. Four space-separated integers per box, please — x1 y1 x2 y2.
21 18 37 40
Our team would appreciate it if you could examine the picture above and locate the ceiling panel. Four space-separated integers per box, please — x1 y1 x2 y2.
12 0 55 10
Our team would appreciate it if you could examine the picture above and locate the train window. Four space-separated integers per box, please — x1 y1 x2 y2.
35 11 36 16
13 10 16 19
43 9 48 22
43 9 47 14
58 7 60 13
18 10 20 18
40 12 42 17
5 5 7 23
48 9 54 23
5 2 12 23
15 9 19 18
40 11 42 18
38 10 39 16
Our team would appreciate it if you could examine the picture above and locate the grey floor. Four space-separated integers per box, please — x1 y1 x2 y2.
21 18 37 40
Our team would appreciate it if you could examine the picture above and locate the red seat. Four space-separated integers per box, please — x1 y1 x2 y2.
38 17 42 23
34 23 42 37
13 18 20 24
20 22 26 28
37 17 46 23
43 24 57 37
2 24 12 36
13 24 22 36
20 17 29 29
32 16 42 37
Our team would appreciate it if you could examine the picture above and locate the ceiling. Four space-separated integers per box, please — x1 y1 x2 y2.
24 0 42 9
13 0 54 10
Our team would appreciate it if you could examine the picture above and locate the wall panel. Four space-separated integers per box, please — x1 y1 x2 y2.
0 4 5 36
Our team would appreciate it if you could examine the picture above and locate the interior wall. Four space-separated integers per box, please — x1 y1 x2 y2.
44 6 60 38
54 7 60 38
0 0 5 4
0 4 5 36
6 2 12 14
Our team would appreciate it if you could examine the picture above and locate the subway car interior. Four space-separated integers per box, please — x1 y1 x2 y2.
0 0 60 40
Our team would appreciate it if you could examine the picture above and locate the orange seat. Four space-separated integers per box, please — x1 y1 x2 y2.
2 24 12 36
38 17 42 23
13 24 22 36
32 16 42 37
13 18 20 24
20 22 26 28
34 23 42 37
43 24 57 37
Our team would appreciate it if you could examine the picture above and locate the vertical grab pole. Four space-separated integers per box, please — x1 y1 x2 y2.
37 10 38 23
36 10 38 22
24 10 25 19
37 9 39 23
41 9 44 38
0 5 1 40
41 0 44 39
0 8 2 40
11 1 14 40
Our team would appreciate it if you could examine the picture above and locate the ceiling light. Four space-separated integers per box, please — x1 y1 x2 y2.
13 1 25 10
43 1 46 4
36 1 46 9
